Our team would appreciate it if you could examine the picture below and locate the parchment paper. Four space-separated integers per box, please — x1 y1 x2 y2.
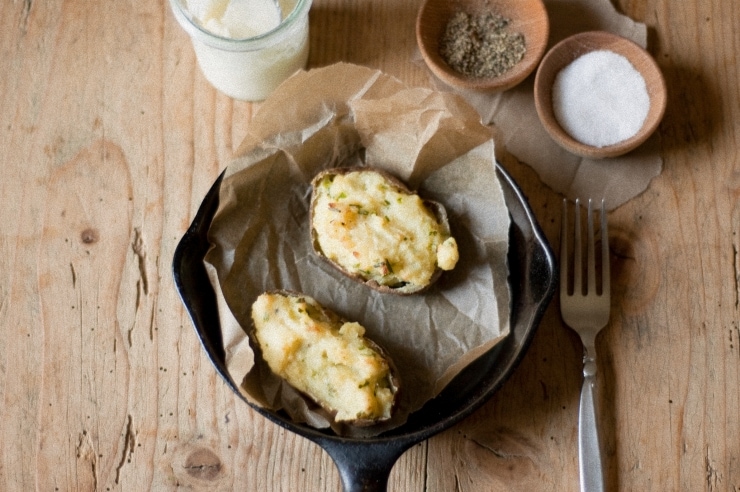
418 0 662 210
203 63 512 436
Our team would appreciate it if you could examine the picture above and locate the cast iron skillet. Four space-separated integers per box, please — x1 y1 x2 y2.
172 162 556 491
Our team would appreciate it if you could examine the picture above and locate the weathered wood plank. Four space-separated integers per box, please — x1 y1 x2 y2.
1 0 739 490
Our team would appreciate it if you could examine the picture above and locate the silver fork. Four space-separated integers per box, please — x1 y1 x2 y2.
560 198 611 492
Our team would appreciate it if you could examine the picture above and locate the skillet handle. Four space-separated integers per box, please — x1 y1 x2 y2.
315 438 413 492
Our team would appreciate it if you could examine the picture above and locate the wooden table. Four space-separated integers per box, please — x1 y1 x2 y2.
2 0 738 490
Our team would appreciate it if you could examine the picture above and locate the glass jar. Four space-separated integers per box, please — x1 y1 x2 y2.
169 0 312 101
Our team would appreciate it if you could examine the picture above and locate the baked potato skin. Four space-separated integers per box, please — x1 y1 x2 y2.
251 290 400 425
309 167 459 295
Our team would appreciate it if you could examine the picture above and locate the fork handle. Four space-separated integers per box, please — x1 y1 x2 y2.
579 361 604 492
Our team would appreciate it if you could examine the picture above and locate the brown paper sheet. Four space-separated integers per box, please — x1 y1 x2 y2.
203 63 512 436
417 0 662 211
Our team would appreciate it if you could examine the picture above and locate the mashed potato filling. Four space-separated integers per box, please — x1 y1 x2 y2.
252 292 396 423
312 170 459 289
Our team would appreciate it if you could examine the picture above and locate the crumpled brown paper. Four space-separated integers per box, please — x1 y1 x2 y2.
418 0 662 210
203 63 512 436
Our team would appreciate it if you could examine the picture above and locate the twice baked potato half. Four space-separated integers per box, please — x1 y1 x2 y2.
310 167 459 295
251 291 400 425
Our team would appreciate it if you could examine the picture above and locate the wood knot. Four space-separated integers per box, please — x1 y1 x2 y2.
80 228 99 244
184 448 222 481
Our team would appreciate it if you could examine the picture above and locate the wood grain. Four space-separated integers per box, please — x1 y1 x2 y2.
1 0 739 490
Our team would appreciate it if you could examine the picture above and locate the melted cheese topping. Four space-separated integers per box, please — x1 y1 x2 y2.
312 171 459 289
252 292 396 422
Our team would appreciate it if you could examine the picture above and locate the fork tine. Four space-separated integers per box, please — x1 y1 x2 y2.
587 199 596 295
573 198 582 296
562 198 606 298
601 199 610 298
560 199 569 296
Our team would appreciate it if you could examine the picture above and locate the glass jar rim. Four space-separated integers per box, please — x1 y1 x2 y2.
169 0 312 51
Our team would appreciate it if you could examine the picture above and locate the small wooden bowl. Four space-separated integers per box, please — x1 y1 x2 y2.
534 31 667 159
416 0 549 93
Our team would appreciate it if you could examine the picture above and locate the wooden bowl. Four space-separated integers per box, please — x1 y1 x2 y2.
416 0 549 93
534 31 667 159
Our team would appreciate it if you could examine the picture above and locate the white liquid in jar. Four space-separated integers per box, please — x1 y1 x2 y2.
175 0 311 101
184 0 281 38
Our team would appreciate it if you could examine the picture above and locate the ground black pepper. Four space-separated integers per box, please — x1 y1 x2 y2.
439 11 526 79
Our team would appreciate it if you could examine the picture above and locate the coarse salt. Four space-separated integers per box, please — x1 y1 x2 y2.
552 50 650 148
